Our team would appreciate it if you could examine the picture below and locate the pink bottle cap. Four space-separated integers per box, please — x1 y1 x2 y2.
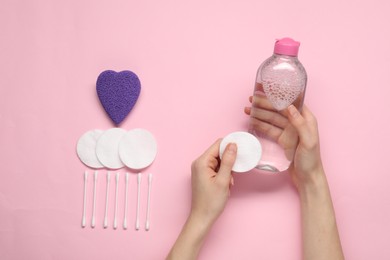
274 37 300 56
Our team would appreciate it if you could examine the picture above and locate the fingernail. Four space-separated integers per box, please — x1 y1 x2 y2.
254 91 265 96
230 177 235 186
227 143 237 153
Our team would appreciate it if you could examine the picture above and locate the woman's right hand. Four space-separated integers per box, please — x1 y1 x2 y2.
245 95 324 190
285 104 325 190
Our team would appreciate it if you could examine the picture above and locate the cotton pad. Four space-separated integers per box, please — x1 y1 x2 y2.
119 129 157 170
219 131 262 173
96 128 126 169
76 129 105 169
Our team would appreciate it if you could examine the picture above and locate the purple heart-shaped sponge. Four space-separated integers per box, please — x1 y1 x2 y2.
96 70 141 125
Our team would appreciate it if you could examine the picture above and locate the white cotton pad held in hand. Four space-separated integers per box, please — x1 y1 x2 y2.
76 130 105 169
119 129 157 170
219 131 262 173
96 128 126 169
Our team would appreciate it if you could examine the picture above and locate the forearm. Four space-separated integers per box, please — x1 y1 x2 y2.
167 214 212 260
299 170 344 260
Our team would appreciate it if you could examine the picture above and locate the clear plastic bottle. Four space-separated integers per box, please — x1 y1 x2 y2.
249 38 307 173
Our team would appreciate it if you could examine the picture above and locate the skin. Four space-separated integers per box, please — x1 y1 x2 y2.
166 140 237 260
167 98 344 260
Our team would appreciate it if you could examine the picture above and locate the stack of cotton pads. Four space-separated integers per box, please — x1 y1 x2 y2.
77 128 157 170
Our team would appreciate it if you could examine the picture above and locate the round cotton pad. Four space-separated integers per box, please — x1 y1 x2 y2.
95 128 126 169
76 129 105 168
119 129 157 170
219 131 262 173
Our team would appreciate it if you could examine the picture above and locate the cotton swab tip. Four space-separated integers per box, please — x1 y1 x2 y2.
82 217 86 228
146 221 150 231
114 219 118 230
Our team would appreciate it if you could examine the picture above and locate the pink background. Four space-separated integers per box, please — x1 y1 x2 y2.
1 0 390 259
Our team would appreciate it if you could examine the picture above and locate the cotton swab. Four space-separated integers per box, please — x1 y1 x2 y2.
145 173 153 231
103 171 111 228
91 171 98 228
135 173 142 230
113 172 120 229
82 171 88 228
123 172 129 230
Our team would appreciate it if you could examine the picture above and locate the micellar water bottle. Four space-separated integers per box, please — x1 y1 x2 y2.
248 37 307 173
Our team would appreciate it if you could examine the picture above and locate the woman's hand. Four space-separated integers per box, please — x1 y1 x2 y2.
245 93 299 162
245 94 324 188
246 98 344 260
167 139 237 260
190 139 237 226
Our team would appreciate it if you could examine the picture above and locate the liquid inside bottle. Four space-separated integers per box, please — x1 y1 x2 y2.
249 38 307 173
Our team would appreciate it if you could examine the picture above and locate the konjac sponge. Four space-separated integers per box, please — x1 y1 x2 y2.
96 70 141 125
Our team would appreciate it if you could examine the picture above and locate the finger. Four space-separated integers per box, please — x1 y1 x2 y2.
301 105 317 127
230 176 235 187
287 105 318 147
194 139 222 172
249 91 267 103
251 94 276 111
229 176 235 196
250 107 289 129
244 106 251 115
217 143 237 183
249 117 283 141
301 105 320 142
201 138 222 159
252 93 289 117
251 95 290 117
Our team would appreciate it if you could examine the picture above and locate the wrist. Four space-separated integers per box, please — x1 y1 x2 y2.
297 167 329 200
166 212 213 260
187 211 214 235
175 213 213 253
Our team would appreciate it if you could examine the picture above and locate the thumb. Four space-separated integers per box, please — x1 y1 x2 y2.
217 143 237 183
288 105 316 147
